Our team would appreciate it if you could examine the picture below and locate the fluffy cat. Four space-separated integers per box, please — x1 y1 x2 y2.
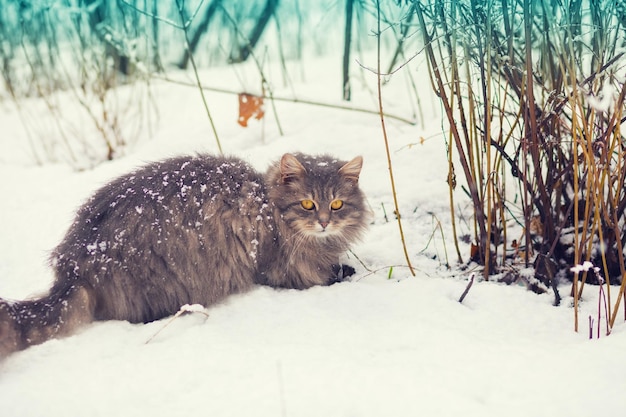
0 153 370 357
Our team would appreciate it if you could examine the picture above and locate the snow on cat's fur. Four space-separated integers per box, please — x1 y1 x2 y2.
0 153 370 357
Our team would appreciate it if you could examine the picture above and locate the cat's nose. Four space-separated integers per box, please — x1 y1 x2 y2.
319 221 329 230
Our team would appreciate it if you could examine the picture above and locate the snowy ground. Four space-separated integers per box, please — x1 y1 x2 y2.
0 55 624 416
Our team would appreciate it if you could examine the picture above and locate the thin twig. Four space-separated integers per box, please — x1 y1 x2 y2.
176 0 223 154
154 74 416 125
218 5 284 136
348 249 374 273
458 273 475 303
375 0 415 276
419 212 450 269
145 304 209 344
356 264 426 281
119 0 206 30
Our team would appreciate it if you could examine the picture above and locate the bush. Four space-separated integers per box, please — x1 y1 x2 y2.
408 0 626 328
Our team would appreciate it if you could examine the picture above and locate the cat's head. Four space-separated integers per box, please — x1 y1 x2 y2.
266 153 370 244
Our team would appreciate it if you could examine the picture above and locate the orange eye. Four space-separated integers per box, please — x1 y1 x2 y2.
301 199 315 210
330 199 344 210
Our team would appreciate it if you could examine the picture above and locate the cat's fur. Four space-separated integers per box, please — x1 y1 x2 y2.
0 153 369 357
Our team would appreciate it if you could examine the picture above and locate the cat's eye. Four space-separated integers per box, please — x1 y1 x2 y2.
301 199 315 210
330 200 344 210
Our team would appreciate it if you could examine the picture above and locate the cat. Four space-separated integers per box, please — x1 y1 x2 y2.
0 153 370 357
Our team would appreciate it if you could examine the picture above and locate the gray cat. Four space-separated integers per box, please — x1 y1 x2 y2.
0 153 370 357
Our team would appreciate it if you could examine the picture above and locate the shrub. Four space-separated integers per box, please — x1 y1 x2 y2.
407 0 626 329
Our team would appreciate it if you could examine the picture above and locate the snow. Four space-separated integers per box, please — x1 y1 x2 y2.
1 54 625 416
571 261 595 274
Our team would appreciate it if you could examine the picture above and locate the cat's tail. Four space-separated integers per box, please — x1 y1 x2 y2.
0 281 95 359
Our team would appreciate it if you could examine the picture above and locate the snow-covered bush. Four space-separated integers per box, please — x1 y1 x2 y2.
408 0 626 330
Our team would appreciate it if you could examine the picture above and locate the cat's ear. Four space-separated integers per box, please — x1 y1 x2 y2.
280 153 307 183
338 156 363 183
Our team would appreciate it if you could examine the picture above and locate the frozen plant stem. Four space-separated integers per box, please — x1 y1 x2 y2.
176 0 223 154
458 273 475 303
145 304 209 344
375 0 415 276
157 75 416 125
595 271 609 337
387 266 394 280
381 202 389 222
219 6 284 136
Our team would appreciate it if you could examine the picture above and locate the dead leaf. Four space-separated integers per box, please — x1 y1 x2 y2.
470 242 480 261
530 215 543 236
237 93 265 127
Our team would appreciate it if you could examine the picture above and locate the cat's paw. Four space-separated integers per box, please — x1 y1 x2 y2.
331 264 356 284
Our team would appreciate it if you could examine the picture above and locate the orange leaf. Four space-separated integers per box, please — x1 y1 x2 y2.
237 93 265 127
470 242 480 261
